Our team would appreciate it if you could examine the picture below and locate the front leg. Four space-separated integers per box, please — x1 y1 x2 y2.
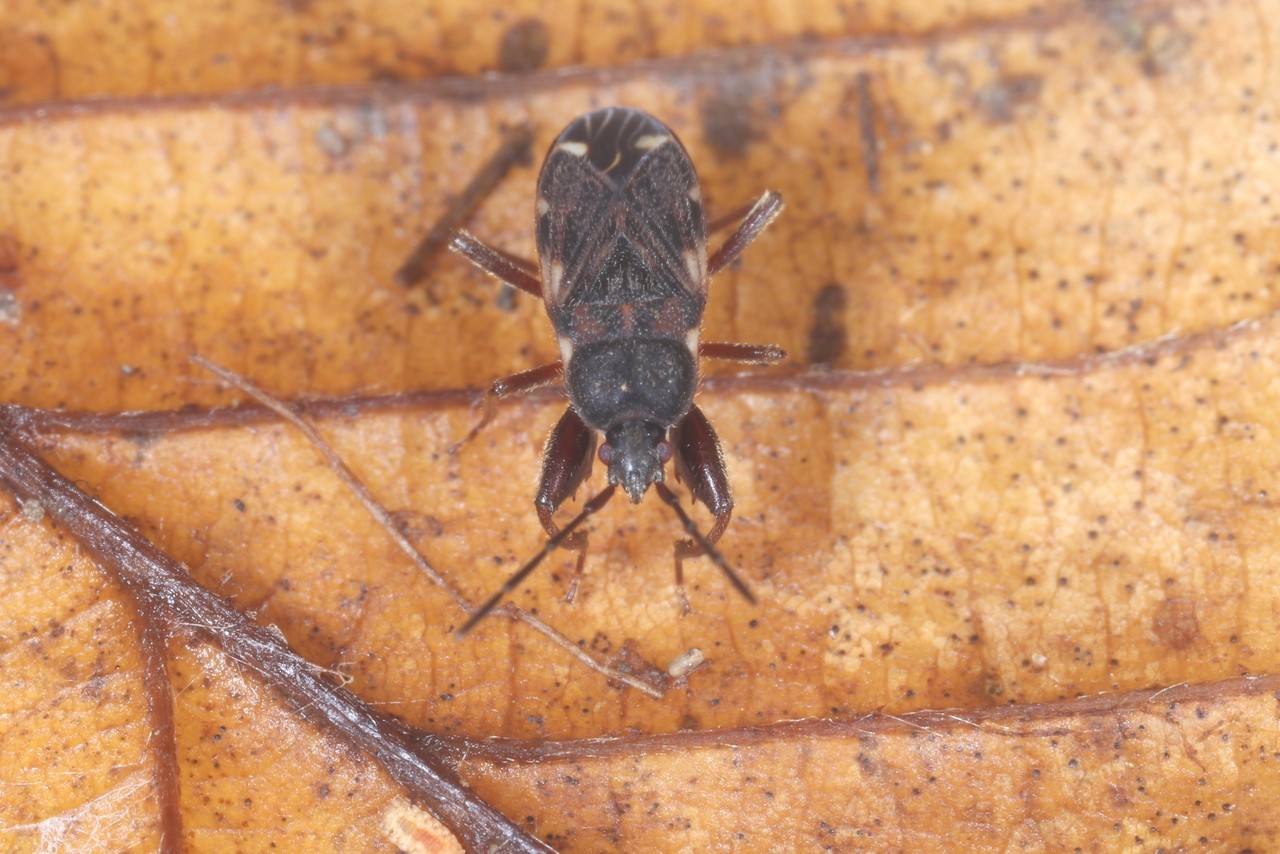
664 406 756 609
535 407 597 538
670 404 733 557
534 407 598 599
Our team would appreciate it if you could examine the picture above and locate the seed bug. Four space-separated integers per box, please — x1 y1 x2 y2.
450 107 785 635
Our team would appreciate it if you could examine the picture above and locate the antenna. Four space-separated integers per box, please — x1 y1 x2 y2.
654 482 757 604
456 484 617 638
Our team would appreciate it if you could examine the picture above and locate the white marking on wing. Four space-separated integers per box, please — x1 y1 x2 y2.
548 261 564 298
635 134 670 151
685 249 705 286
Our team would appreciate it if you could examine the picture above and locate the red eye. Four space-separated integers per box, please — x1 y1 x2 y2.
656 441 673 463
598 444 613 464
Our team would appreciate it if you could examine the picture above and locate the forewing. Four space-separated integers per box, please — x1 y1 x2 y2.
535 108 708 307
620 138 708 299
535 144 619 307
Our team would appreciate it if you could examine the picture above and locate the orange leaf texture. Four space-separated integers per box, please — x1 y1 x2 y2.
3 0 1280 851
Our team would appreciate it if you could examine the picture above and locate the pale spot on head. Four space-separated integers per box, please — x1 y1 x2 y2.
536 196 550 216
685 329 700 356
635 134 670 151
559 338 574 365
557 140 589 156
687 184 702 203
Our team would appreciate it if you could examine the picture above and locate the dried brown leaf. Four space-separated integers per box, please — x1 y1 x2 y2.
2 0 1280 851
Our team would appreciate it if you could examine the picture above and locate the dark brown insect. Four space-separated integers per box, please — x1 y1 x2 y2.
451 107 784 635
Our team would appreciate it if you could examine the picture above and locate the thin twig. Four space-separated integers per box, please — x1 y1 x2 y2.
136 617 184 852
193 356 459 600
855 71 881 195
496 606 669 695
395 122 535 288
18 314 1269 438
0 410 551 854
192 355 667 699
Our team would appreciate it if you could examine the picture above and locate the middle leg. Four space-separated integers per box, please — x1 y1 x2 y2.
447 360 564 454
699 341 785 365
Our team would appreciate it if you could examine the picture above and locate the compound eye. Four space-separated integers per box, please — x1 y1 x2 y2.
598 443 614 464
656 440 673 463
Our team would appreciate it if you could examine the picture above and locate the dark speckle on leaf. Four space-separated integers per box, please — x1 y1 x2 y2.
974 75 1043 124
499 18 550 73
700 80 760 156
807 283 849 366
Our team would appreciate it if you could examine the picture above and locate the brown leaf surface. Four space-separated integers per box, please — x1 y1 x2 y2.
3 0 1280 851
1 0 1062 103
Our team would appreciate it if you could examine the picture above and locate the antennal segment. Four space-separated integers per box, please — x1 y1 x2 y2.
456 484 618 638
653 482 757 605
